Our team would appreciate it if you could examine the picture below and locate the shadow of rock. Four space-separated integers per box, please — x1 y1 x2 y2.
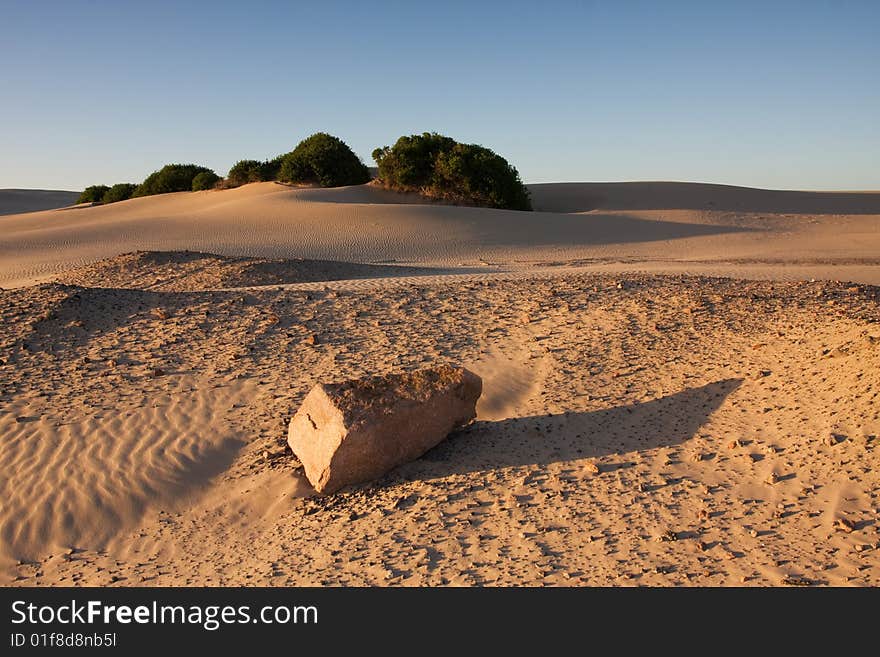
396 378 743 481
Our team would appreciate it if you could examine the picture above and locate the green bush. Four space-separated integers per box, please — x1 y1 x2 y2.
133 164 215 197
226 157 285 187
101 183 137 203
373 132 531 211
278 133 370 187
77 185 110 204
261 154 285 181
371 133 455 190
192 171 220 191
227 159 264 187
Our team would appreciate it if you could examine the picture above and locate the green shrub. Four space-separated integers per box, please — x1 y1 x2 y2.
261 154 285 181
278 133 370 187
133 164 215 197
192 171 220 191
101 183 137 203
77 185 110 204
372 133 455 190
373 132 531 211
227 159 264 187
226 157 285 187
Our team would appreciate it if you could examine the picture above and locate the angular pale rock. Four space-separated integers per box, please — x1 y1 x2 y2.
288 365 482 494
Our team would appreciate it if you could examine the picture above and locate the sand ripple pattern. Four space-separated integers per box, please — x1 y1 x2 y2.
0 380 244 562
3 180 879 288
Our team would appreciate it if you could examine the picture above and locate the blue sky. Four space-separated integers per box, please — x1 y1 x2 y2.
1 0 878 190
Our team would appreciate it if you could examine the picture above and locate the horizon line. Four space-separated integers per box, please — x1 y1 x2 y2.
4 179 880 195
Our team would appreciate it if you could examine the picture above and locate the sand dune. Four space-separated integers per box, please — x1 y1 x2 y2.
2 271 877 585
1 375 246 560
1 181 879 288
529 181 880 214
56 250 450 291
0 189 79 216
1 180 878 587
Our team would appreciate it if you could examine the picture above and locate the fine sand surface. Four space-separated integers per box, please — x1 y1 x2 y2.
1 181 879 288
0 189 79 217
1 181 878 587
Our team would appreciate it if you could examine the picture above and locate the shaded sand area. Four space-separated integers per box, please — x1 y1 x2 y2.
1 181 880 287
1 181 878 586
1 262 877 586
56 250 452 291
0 189 79 217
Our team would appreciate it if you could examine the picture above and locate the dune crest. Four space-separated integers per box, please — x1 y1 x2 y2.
1 181 878 288
528 181 880 214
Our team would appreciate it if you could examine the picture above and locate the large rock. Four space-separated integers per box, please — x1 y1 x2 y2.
288 365 482 494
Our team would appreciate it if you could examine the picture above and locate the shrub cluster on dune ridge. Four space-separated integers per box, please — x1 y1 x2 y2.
225 158 284 187
79 165 219 205
191 171 221 191
133 164 218 197
278 133 370 188
101 183 137 203
225 135 369 189
77 132 530 210
373 132 532 211
76 185 110 204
